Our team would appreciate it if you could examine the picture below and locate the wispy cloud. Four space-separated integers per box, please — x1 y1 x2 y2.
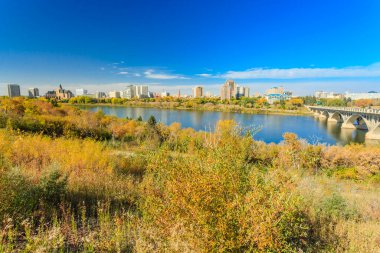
209 63 380 79
196 73 213 77
144 69 189 80
117 71 129 75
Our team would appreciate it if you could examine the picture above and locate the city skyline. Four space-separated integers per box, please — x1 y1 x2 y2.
1 0 380 95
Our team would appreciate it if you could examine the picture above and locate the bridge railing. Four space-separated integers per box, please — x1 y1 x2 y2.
307 106 380 115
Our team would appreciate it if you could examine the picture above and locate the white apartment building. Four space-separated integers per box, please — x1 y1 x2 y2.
109 91 121 98
135 85 149 98
76 88 88 96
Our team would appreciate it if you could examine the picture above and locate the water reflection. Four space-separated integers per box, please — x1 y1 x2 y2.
316 117 367 145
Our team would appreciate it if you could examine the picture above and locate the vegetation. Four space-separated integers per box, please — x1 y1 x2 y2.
68 96 311 115
0 97 380 252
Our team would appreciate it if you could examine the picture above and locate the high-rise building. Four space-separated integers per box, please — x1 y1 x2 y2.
28 88 39 98
220 80 236 100
135 85 149 98
236 86 250 98
121 85 149 98
193 86 204 98
95 91 107 99
76 88 88 96
7 84 21 98
122 85 135 99
109 91 121 98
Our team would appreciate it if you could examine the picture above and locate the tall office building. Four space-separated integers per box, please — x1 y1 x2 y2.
7 84 21 98
220 80 236 100
193 86 204 98
28 88 39 98
236 86 250 98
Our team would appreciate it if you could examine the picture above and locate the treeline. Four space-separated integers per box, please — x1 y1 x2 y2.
0 97 380 252
302 96 380 108
68 95 305 110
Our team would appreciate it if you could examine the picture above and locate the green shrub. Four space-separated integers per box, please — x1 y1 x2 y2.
318 193 358 220
334 167 360 180
0 168 39 223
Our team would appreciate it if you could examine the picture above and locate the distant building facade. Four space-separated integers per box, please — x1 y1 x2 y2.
95 91 107 99
109 91 121 98
161 91 170 97
45 84 74 100
193 86 204 98
344 92 380 100
205 91 213 98
220 80 236 100
265 86 292 104
236 86 250 98
315 91 344 99
7 84 21 98
28 88 39 98
121 85 135 99
76 88 88 96
121 85 149 99
135 85 149 98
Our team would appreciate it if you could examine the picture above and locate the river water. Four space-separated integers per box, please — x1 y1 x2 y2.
78 105 368 145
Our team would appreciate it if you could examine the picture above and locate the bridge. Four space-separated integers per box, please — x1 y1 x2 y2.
307 106 380 140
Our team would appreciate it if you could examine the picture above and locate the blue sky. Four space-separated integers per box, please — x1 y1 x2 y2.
1 0 380 96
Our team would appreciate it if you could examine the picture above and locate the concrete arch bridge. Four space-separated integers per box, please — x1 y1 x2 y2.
308 106 380 140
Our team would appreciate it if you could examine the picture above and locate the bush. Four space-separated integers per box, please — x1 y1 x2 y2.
0 168 39 223
318 193 358 220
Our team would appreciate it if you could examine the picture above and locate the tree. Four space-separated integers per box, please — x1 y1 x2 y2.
147 115 157 127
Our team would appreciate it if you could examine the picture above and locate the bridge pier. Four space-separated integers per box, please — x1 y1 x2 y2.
328 118 340 123
366 123 380 140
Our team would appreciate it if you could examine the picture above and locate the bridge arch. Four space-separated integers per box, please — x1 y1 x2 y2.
342 114 370 130
328 112 344 123
319 110 330 120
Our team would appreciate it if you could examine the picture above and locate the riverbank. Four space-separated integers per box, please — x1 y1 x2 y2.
68 101 313 116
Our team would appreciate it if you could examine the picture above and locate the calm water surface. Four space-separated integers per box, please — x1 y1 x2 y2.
78 105 368 145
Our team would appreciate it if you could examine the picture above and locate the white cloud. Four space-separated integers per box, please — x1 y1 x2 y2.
134 73 141 77
118 71 129 75
144 69 189 80
196 73 212 77
211 63 380 79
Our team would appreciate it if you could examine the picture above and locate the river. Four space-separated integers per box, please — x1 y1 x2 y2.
77 105 368 145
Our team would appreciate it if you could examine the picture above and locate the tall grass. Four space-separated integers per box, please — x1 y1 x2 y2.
0 98 380 252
